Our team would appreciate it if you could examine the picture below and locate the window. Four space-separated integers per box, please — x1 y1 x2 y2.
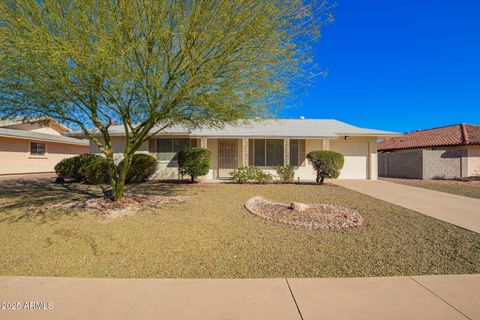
289 139 306 167
290 139 299 166
30 142 46 156
253 139 284 166
155 138 191 161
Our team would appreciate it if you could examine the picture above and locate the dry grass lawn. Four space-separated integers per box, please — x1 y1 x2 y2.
0 178 479 278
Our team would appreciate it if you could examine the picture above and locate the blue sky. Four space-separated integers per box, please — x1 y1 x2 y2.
280 0 480 133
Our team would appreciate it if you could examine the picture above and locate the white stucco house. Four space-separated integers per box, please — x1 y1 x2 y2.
75 119 400 181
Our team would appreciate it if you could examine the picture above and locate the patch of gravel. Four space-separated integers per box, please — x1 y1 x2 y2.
36 192 187 222
244 196 363 230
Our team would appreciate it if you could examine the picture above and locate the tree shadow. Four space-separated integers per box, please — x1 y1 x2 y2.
0 178 184 224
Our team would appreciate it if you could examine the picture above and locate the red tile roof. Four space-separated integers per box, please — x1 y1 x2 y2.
378 124 480 151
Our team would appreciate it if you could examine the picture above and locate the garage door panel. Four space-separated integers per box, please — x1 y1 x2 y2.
330 141 368 179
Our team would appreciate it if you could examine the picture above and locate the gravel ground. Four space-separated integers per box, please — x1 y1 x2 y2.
244 196 363 229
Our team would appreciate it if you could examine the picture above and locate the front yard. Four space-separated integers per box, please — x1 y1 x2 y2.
381 177 480 199
0 179 479 278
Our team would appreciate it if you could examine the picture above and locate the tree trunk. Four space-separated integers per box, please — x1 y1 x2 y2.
320 176 325 185
190 175 195 183
107 152 132 202
316 172 321 184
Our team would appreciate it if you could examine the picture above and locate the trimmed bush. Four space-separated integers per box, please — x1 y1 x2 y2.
79 155 110 184
118 154 158 184
178 147 211 182
54 157 76 180
275 165 295 183
306 150 344 184
55 154 110 184
230 166 272 184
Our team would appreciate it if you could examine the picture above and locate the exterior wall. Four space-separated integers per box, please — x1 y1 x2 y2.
467 146 480 176
294 139 324 179
379 147 473 179
379 150 423 179
90 136 176 179
89 137 149 161
422 150 466 179
0 137 89 175
88 136 377 181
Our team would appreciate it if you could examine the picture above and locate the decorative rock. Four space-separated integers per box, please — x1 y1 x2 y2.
290 202 309 212
245 196 364 230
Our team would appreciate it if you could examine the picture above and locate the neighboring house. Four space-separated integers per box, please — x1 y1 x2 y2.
378 124 480 179
75 119 399 181
0 117 89 175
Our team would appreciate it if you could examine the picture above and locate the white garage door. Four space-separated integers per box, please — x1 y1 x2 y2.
330 140 369 179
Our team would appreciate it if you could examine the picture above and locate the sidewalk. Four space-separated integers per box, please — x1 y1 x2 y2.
331 180 480 233
1 274 479 320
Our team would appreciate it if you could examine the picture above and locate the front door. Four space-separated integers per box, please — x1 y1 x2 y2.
218 139 238 178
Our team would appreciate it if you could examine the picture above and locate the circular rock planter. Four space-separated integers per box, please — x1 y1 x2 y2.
244 196 363 230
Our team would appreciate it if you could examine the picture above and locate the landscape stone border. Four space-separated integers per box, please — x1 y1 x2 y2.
244 196 363 230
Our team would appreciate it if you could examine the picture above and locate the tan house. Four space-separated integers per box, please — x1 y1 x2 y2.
378 124 480 179
81 119 400 181
0 117 89 175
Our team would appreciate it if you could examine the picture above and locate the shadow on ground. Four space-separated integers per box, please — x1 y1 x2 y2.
0 178 184 223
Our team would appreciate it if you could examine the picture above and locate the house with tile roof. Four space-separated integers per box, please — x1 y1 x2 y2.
0 117 89 175
72 118 400 181
378 124 480 179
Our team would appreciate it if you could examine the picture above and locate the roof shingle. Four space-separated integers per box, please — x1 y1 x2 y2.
378 124 480 151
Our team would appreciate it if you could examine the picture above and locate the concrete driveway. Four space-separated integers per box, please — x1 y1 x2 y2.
332 180 480 233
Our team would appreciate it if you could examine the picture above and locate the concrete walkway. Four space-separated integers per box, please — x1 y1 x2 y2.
331 180 480 233
0 275 479 320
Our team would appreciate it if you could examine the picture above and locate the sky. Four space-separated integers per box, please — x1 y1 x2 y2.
279 0 480 133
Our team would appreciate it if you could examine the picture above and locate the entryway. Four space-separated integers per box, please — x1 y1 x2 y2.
218 139 238 178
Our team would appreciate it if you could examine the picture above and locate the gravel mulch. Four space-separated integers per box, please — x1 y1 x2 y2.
244 196 363 230
35 192 187 222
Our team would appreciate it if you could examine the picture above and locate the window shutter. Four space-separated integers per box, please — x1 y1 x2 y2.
148 138 156 154
299 139 306 167
248 139 254 166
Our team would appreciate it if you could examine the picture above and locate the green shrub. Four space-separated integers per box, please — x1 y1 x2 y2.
78 154 110 184
230 166 272 184
54 157 76 179
178 147 211 182
54 154 110 184
306 150 344 184
275 165 295 183
118 154 158 184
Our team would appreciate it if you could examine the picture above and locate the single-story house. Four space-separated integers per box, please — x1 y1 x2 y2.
76 119 400 181
0 117 89 175
378 123 480 179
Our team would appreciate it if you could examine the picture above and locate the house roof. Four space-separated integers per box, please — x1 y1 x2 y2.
69 119 401 139
378 124 480 151
0 116 70 133
0 127 89 146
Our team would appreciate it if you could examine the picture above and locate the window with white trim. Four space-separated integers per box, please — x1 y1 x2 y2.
30 142 46 156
